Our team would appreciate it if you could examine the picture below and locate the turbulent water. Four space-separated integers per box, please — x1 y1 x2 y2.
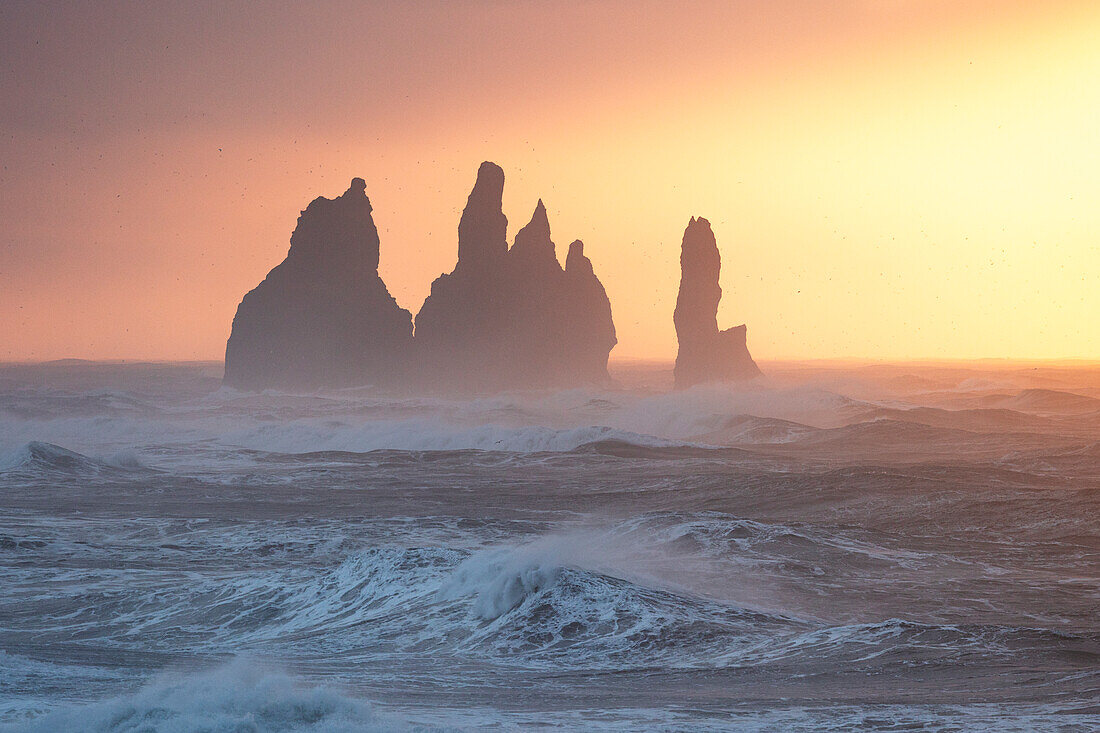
1 360 1098 731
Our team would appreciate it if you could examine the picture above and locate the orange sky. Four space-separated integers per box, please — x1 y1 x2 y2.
1 0 1097 361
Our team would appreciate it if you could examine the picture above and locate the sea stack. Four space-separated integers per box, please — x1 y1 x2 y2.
414 162 616 391
673 217 761 388
223 178 413 389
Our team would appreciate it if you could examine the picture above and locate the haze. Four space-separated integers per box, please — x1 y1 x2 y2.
2 0 1097 361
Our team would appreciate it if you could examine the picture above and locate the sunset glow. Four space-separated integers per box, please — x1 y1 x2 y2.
4 4 1100 729
2 0 1097 361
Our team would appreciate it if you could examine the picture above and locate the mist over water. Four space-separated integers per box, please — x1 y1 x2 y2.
0 360 1098 731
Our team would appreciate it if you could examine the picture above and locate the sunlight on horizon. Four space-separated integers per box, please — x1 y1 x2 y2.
1 0 1097 361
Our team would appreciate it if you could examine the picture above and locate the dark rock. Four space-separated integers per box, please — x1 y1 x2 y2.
224 164 617 392
411 163 512 386
223 178 413 389
456 161 509 270
414 163 617 391
673 217 760 388
564 240 617 382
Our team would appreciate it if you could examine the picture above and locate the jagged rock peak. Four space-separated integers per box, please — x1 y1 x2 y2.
457 161 508 268
510 199 557 265
565 240 592 276
285 177 383 275
682 215 717 246
566 239 584 262
343 177 367 198
474 160 505 190
529 199 550 232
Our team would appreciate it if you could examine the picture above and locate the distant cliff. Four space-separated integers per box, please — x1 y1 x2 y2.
224 164 616 392
224 178 413 389
673 217 760 387
414 162 616 390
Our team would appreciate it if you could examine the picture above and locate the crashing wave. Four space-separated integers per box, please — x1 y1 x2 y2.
6 658 393 733
432 534 797 665
0 442 149 475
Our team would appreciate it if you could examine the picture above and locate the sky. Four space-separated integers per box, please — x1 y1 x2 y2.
1 0 1098 362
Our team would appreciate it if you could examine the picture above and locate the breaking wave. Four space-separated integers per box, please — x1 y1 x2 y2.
18 513 1096 679
0 442 149 476
4 361 1100 729
2 659 392 733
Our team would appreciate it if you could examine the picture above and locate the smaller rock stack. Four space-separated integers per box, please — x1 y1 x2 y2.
673 217 761 388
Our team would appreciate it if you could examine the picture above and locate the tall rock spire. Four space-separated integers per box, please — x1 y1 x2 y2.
673 217 760 388
456 161 507 270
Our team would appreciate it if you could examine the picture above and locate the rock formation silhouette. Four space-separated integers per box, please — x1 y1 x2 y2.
224 164 616 392
223 178 413 389
414 162 616 391
673 217 761 388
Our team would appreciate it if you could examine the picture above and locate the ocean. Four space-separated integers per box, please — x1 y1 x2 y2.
1 359 1097 731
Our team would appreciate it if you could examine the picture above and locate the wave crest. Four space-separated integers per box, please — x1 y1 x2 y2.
4 658 391 733
0 442 149 475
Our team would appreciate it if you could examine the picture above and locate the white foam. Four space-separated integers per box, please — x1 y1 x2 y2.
441 541 570 620
221 420 680 454
0 367 1083 462
0 442 149 474
3 658 394 733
